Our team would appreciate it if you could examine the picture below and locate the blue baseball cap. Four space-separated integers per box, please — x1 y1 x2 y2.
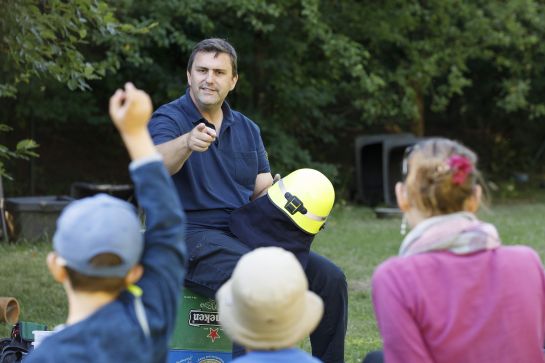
53 194 143 277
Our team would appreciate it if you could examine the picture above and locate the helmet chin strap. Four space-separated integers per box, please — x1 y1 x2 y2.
277 179 327 222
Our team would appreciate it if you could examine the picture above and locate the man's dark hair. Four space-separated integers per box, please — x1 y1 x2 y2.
187 38 238 77
65 253 126 293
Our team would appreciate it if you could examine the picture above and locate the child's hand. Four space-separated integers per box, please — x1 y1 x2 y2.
109 82 153 134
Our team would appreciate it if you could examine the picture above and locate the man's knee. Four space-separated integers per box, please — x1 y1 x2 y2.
329 261 347 287
306 253 347 294
184 230 251 294
323 262 347 292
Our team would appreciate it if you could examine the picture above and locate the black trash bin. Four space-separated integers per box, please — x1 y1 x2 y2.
354 134 424 206
5 196 73 241
70 182 136 205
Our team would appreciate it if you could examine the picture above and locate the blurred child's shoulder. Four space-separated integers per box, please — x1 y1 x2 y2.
499 244 542 262
231 348 322 363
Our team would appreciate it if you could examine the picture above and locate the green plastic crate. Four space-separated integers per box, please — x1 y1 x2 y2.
170 289 232 352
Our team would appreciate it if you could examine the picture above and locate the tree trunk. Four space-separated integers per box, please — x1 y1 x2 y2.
412 85 425 137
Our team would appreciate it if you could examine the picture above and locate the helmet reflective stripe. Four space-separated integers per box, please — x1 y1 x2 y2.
278 179 327 222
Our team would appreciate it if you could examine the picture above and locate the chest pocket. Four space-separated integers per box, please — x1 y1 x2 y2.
227 151 258 187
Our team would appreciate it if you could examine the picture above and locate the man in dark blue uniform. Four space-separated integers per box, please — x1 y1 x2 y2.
148 38 347 363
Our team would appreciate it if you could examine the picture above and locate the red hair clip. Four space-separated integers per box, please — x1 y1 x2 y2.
448 155 473 185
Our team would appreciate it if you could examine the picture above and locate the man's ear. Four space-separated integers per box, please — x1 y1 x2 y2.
186 71 192 87
229 74 238 91
125 264 144 286
47 252 67 283
465 184 482 213
395 182 410 212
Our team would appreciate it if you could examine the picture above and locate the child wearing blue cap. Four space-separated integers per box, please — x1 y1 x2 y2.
25 83 187 362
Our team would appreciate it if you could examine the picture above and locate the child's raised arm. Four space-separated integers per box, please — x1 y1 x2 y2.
109 82 156 161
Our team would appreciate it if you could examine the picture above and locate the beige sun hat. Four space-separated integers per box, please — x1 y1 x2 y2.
216 247 324 350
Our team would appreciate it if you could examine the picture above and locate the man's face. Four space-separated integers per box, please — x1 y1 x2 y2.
187 51 238 112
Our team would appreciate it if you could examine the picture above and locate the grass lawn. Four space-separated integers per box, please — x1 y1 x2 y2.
2 191 545 362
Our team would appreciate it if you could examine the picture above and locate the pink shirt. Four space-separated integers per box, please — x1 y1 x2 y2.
372 246 545 363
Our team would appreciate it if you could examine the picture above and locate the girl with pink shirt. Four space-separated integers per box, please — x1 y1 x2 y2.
365 138 545 363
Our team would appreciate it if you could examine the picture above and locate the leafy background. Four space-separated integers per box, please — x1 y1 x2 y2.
2 0 545 198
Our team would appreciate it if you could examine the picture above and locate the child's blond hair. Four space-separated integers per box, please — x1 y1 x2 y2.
404 138 483 217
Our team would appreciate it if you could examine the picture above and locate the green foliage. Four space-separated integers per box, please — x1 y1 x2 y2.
0 0 151 96
4 0 545 192
0 0 151 179
341 0 545 129
0 125 39 180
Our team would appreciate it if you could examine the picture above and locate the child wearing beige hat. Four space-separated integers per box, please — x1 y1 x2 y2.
216 246 324 362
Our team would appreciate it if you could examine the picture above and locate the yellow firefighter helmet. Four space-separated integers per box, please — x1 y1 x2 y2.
267 168 335 234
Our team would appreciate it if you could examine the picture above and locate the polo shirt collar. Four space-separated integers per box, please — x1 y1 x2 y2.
180 88 235 129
